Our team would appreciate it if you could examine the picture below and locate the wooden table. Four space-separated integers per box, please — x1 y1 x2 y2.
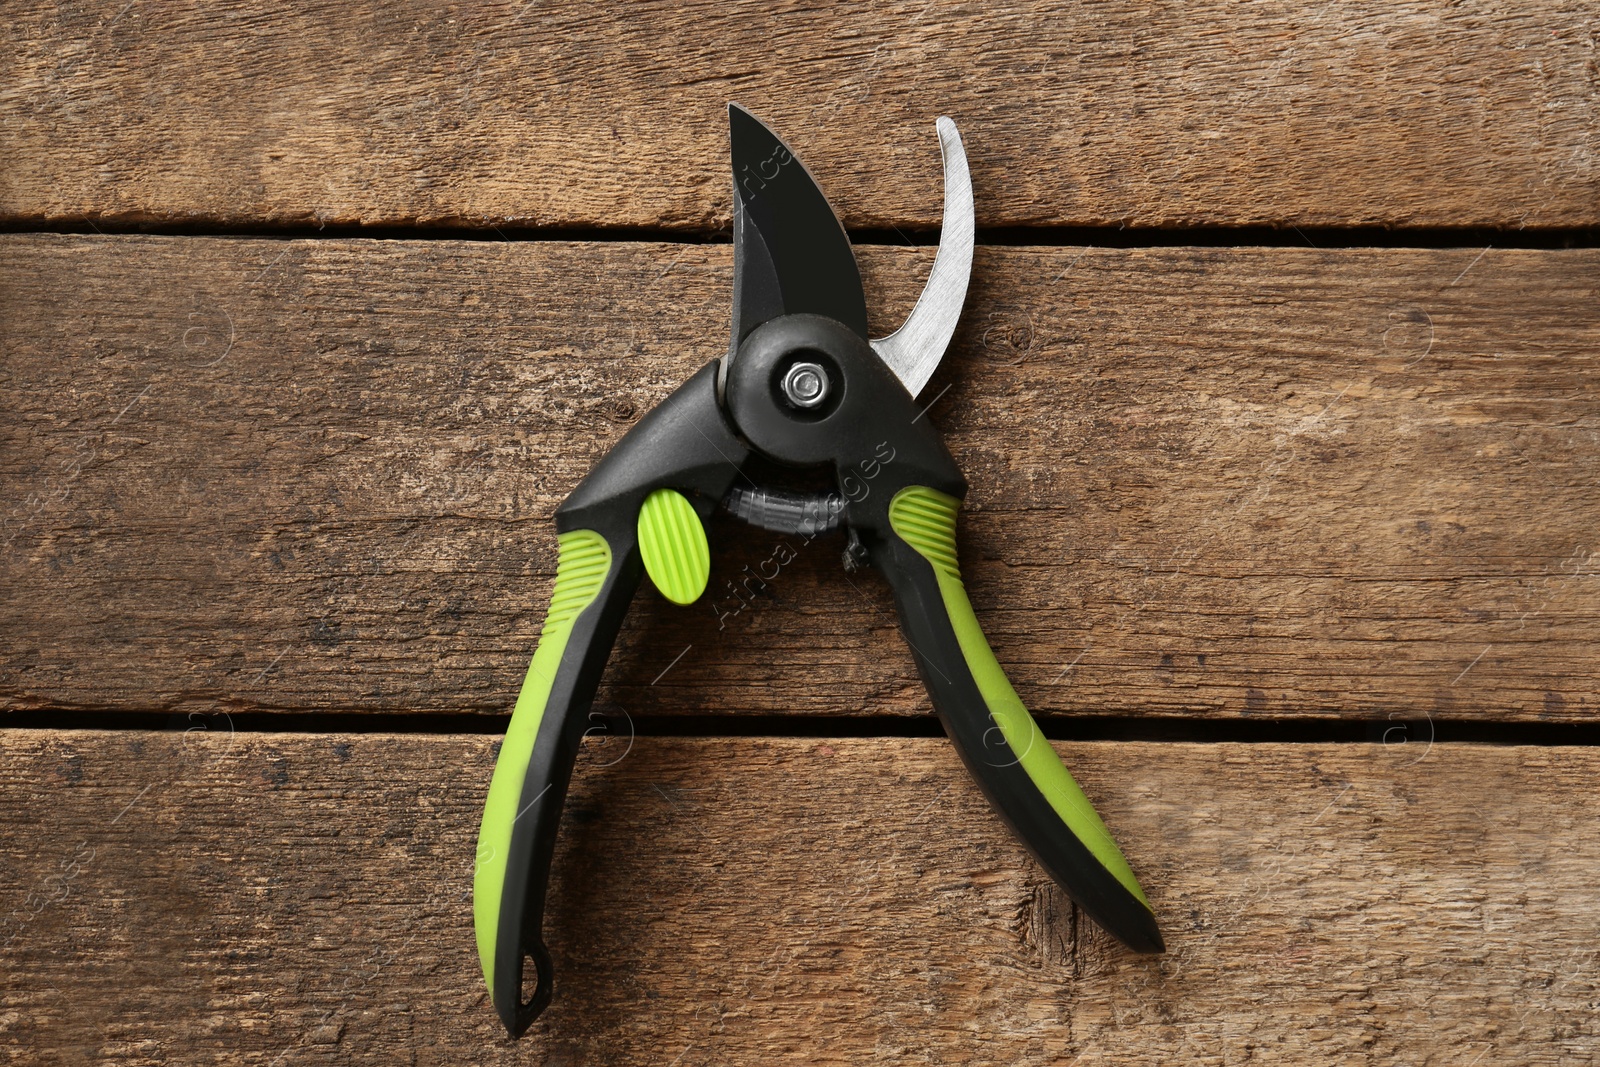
3 3 1598 1063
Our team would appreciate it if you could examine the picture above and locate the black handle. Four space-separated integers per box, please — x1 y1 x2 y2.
473 361 748 1036
474 527 642 1036
874 486 1164 953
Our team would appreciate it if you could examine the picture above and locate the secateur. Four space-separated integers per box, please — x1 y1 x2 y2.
474 104 1162 1036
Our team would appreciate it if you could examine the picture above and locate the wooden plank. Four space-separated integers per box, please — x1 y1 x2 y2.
1 730 1596 1064
3 235 1598 723
4 2 1598 231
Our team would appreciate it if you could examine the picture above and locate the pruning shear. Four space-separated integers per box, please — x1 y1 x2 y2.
475 104 1163 1036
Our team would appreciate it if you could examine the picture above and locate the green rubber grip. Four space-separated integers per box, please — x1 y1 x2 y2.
474 528 612 996
888 486 1152 910
637 487 711 605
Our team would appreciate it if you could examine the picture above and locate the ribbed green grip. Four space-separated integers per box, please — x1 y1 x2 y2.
888 486 1150 909
474 529 612 994
637 488 710 605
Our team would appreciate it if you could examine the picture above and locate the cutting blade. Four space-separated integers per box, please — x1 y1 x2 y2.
869 117 974 398
728 104 869 354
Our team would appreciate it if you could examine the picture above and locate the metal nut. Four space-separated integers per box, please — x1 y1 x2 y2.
781 361 829 409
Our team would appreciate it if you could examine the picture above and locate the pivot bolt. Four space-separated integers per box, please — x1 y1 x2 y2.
781 361 830 409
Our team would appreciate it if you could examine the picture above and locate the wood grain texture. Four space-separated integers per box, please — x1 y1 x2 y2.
0 730 1596 1064
4 1 1598 231
3 235 1598 723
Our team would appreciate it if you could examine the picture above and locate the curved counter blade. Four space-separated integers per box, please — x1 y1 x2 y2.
869 117 975 398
